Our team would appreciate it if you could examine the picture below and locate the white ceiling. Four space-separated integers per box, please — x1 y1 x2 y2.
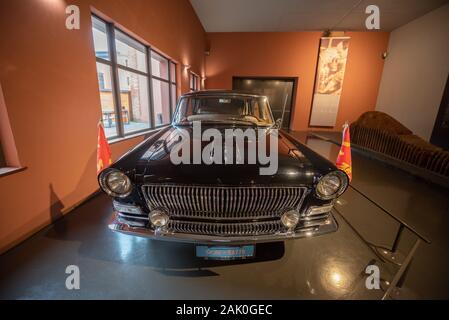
190 0 449 32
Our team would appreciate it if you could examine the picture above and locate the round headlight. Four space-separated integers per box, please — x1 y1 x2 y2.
315 171 348 200
281 210 300 229
99 169 132 198
149 209 169 228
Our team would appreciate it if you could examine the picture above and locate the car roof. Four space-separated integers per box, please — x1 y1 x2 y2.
180 89 266 99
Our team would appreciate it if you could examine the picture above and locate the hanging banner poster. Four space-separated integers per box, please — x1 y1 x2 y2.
309 37 350 127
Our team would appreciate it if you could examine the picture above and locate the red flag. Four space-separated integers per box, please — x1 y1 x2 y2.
97 122 112 174
336 122 352 182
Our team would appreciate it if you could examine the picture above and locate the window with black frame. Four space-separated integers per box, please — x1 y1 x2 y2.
0 141 6 168
91 15 178 140
151 51 176 126
189 72 199 92
170 61 177 115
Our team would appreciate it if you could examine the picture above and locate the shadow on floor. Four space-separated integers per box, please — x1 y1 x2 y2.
0 192 389 299
43 195 285 274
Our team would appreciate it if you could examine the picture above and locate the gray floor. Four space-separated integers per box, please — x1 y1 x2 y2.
0 132 447 299
296 131 449 299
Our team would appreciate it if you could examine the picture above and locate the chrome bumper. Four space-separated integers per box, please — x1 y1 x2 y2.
108 211 338 244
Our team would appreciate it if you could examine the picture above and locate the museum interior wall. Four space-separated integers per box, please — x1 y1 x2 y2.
0 0 207 253
375 3 449 141
204 31 390 131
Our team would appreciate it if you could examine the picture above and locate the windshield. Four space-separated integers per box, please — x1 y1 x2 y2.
173 95 274 126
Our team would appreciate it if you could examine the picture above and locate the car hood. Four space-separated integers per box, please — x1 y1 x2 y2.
118 125 335 186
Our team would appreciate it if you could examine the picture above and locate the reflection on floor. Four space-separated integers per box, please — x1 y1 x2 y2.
0 193 390 299
291 131 449 299
0 132 447 299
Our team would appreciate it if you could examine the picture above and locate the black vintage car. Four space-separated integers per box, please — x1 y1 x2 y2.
98 90 348 257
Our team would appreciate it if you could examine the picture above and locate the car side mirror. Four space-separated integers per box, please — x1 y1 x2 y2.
275 118 283 129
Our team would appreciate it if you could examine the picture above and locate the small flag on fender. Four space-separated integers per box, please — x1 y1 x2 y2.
97 121 112 174
336 122 352 182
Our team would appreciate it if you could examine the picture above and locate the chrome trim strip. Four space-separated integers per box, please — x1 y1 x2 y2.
302 213 330 221
117 212 148 220
167 219 284 236
306 204 334 216
109 212 338 244
113 200 143 215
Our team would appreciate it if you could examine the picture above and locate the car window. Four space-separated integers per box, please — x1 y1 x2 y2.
173 96 273 126
195 98 245 115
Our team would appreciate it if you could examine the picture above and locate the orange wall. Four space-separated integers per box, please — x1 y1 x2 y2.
0 0 206 253
205 32 389 131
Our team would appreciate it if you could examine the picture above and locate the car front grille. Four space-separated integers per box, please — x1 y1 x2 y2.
167 220 285 236
141 184 308 221
140 184 309 237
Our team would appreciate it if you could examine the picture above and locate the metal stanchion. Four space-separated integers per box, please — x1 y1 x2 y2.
382 239 421 300
375 224 406 266
307 132 432 299
333 186 430 300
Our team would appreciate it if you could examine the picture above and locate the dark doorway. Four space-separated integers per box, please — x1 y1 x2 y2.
430 75 449 150
232 77 297 130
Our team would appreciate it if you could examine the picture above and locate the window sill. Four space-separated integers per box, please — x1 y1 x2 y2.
107 125 169 145
0 166 27 178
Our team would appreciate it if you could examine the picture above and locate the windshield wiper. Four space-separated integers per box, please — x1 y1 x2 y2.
174 118 261 127
201 119 257 127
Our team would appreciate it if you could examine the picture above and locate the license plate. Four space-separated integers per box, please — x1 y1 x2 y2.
195 245 255 260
